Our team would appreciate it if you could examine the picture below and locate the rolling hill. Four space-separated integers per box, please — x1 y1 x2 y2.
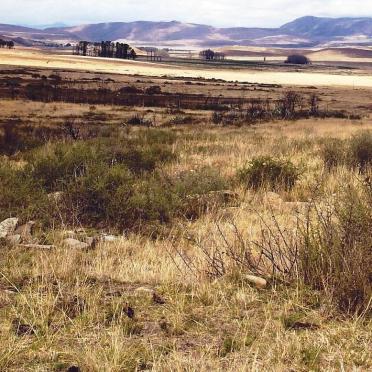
1 16 372 47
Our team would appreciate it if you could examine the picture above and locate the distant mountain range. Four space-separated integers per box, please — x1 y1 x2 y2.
1 16 372 47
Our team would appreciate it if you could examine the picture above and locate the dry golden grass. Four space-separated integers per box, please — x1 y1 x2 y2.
1 48 372 87
1 93 371 372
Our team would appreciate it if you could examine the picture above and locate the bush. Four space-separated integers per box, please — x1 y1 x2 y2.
173 167 230 220
299 184 372 314
321 138 347 171
0 161 50 221
238 156 300 191
126 114 153 127
145 85 162 95
195 180 371 315
285 54 311 65
349 132 372 172
0 121 46 155
321 132 372 173
26 135 176 191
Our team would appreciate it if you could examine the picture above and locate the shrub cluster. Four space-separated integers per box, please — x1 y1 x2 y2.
0 129 230 231
237 156 300 191
321 132 372 172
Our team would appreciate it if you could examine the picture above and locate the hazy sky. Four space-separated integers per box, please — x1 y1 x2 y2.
2 0 372 27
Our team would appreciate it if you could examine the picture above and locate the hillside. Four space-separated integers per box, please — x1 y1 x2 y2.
1 16 372 47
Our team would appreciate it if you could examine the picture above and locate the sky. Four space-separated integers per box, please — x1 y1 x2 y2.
1 0 372 28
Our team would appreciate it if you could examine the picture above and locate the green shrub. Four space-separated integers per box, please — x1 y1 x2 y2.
173 167 230 219
0 161 49 221
238 156 300 191
26 142 97 192
26 135 176 191
173 167 228 197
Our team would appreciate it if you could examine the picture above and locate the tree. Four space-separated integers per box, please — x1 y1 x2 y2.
285 54 310 65
130 48 137 60
200 49 215 60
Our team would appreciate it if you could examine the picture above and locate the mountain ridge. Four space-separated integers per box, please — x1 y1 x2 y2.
1 16 372 47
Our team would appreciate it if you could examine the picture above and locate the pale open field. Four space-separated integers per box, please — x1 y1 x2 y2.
1 48 372 87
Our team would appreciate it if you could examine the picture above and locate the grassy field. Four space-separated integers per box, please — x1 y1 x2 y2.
0 64 371 371
1 48 372 87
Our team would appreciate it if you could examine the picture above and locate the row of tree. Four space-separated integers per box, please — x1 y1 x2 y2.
0 40 14 49
74 41 137 59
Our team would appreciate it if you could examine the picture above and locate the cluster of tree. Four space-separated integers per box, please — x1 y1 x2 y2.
199 49 225 61
285 54 311 65
74 41 137 59
0 40 15 49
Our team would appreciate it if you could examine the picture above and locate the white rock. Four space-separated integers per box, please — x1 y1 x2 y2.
135 287 155 294
245 274 267 289
102 235 119 242
0 218 19 239
63 238 89 250
20 244 54 250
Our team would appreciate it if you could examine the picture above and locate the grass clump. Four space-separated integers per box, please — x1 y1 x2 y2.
299 183 372 315
321 131 372 172
237 156 300 191
0 161 49 221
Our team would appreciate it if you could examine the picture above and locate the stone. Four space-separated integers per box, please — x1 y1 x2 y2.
20 244 55 249
0 218 19 239
135 287 155 294
245 274 267 289
102 235 119 242
63 238 89 250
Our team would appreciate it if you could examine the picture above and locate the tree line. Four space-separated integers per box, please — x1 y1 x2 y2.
199 49 225 61
0 40 15 49
74 41 137 59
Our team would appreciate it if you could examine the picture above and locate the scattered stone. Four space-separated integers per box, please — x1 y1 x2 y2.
63 238 89 250
0 218 19 239
135 287 155 294
102 234 119 242
245 274 267 289
19 244 55 250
